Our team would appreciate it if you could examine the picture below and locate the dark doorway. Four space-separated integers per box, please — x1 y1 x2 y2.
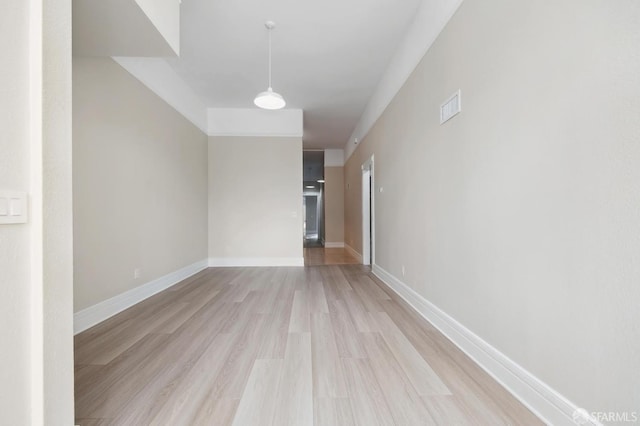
303 150 325 248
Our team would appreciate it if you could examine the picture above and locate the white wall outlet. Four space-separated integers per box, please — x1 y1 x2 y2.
134 268 141 279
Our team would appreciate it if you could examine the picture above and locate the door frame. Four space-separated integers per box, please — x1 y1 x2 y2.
361 155 375 266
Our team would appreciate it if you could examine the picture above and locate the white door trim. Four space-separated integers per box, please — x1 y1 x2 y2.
361 155 374 266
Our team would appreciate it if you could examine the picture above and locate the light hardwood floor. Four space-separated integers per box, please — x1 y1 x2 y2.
74 265 542 425
304 247 360 266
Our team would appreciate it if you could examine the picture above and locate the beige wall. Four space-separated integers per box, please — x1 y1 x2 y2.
1 1 74 423
73 57 208 311
323 166 344 244
209 136 303 263
345 0 640 415
344 161 362 253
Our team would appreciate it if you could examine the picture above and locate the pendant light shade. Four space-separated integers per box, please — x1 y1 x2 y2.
254 21 286 110
254 87 286 110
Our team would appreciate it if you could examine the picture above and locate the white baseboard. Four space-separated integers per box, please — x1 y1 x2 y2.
344 244 362 263
372 264 601 426
208 257 304 267
74 259 209 335
324 242 345 248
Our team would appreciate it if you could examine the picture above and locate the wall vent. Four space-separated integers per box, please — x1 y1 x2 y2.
440 90 461 124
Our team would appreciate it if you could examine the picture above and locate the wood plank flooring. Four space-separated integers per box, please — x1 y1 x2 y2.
304 247 360 266
74 265 542 425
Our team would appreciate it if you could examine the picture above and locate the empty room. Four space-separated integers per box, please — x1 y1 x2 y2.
1 0 639 425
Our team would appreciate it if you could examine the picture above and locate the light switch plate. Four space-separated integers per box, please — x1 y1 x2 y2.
0 198 8 216
10 198 22 216
0 191 28 224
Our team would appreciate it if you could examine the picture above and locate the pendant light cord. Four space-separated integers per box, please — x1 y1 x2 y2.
254 21 285 110
268 26 273 90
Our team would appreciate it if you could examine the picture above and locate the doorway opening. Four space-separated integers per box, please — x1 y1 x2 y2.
303 194 320 243
362 155 374 266
303 150 325 248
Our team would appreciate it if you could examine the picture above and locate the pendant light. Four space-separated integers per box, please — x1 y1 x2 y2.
254 21 286 110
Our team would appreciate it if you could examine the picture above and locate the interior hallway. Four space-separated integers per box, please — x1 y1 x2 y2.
74 265 541 425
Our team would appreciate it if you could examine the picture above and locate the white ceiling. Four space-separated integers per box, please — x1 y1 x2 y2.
73 0 462 153
166 0 423 149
